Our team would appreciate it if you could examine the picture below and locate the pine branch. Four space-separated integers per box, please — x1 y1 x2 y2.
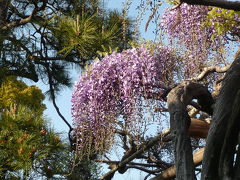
1 0 48 31
6 69 38 82
1 8 37 31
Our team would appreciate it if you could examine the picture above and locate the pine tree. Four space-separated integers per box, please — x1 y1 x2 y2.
0 0 133 91
0 77 99 179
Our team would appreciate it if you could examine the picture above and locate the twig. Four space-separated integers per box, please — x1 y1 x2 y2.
100 130 171 179
171 2 182 10
96 160 160 168
127 165 161 174
45 63 73 145
145 5 160 32
151 148 205 180
1 7 37 31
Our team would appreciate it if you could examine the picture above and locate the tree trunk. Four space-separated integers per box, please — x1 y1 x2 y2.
0 0 9 26
201 50 240 180
167 81 213 180
167 82 196 180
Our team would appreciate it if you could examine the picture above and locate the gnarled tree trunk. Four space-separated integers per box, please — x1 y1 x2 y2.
167 81 213 180
201 50 240 180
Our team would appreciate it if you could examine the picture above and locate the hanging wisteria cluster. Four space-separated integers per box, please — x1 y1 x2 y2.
160 3 227 76
160 3 226 51
71 46 178 158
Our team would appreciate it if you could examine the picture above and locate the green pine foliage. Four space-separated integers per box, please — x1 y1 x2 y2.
0 77 99 179
0 105 62 178
52 10 133 61
0 0 134 95
0 76 46 113
0 77 62 178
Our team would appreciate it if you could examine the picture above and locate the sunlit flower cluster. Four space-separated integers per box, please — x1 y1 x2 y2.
161 4 222 50
71 46 177 157
160 3 226 76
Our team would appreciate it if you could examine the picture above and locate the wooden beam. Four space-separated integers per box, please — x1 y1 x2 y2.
189 118 209 138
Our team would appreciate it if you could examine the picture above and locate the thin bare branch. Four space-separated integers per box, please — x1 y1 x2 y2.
127 165 161 174
96 160 160 168
100 130 171 180
145 3 161 32
1 8 37 30
45 64 73 145
151 148 205 180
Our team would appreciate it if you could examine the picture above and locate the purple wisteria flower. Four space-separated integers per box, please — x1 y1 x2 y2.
160 3 227 76
71 46 178 158
160 3 223 50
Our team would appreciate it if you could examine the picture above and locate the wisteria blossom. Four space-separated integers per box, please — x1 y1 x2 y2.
160 4 227 50
160 3 227 76
71 46 178 158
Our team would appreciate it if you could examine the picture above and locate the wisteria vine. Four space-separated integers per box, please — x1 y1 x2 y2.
71 46 178 158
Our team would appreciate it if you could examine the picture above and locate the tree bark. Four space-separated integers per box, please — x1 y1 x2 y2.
167 82 196 180
189 118 209 138
182 0 240 11
201 50 240 180
219 90 240 179
233 136 240 179
167 81 213 180
0 0 9 26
